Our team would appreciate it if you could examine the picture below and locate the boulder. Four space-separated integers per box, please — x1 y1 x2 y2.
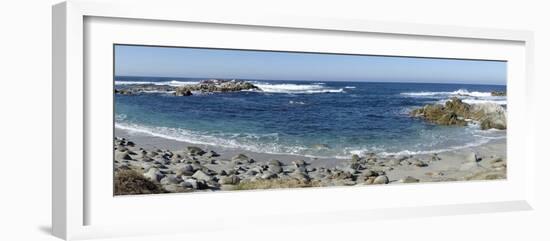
186 146 206 156
232 154 251 164
115 151 133 161
261 171 278 180
410 97 507 130
219 175 241 185
143 168 164 182
268 164 283 174
372 175 389 184
175 164 195 176
399 176 420 183
192 170 213 182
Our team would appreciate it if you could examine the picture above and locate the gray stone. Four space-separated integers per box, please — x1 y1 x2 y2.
399 176 420 183
372 175 389 184
268 159 282 166
143 168 164 182
468 152 481 162
268 164 283 174
175 164 195 176
160 175 181 185
219 175 241 185
232 154 251 164
186 146 206 156
261 171 278 180
413 160 428 167
192 170 213 182
115 151 133 161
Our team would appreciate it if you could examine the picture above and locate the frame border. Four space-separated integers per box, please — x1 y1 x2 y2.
52 0 535 240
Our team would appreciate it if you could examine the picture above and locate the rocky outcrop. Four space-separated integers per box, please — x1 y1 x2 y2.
410 97 506 130
115 84 175 95
114 79 259 96
174 79 259 96
491 91 506 96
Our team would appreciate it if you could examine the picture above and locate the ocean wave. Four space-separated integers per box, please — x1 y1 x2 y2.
251 81 344 94
401 89 492 97
115 80 199 86
115 122 316 157
289 100 306 105
116 120 505 160
402 88 506 105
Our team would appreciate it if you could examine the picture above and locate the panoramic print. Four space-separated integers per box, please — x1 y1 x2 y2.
113 45 507 195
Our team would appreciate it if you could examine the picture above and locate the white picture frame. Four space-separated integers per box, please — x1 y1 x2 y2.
52 0 535 240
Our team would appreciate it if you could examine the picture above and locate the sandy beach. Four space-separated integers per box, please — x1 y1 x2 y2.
114 126 506 195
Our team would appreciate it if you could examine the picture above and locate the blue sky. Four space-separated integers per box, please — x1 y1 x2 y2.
115 45 506 85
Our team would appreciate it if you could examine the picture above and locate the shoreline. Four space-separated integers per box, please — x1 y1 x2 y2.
114 126 507 195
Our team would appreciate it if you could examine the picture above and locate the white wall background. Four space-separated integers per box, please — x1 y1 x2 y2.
0 0 548 240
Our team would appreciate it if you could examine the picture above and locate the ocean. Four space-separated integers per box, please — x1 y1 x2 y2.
114 76 506 159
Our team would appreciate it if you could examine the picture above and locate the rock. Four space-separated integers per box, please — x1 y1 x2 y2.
364 177 376 185
175 164 195 176
268 164 283 174
184 179 208 190
292 160 307 167
115 151 133 161
372 175 389 184
412 160 428 167
232 154 251 164
204 150 220 158
399 176 420 183
261 171 278 180
468 152 481 162
290 171 310 182
175 89 192 96
192 170 213 182
351 154 361 163
471 103 507 130
361 170 377 178
491 91 506 96
219 175 240 185
186 146 206 156
268 159 282 166
174 79 259 96
160 175 181 185
410 97 507 130
143 168 164 182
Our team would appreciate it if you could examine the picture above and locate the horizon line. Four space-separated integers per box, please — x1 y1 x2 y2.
114 75 507 86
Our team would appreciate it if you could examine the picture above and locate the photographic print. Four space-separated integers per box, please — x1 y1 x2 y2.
113 45 507 195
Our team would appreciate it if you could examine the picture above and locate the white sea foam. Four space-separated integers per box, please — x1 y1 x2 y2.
251 81 344 94
401 89 492 97
115 80 199 86
402 89 506 105
115 122 316 157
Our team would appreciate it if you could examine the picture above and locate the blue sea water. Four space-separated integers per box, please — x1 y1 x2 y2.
114 76 506 159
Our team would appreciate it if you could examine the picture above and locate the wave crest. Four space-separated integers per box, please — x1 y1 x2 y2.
251 81 344 94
